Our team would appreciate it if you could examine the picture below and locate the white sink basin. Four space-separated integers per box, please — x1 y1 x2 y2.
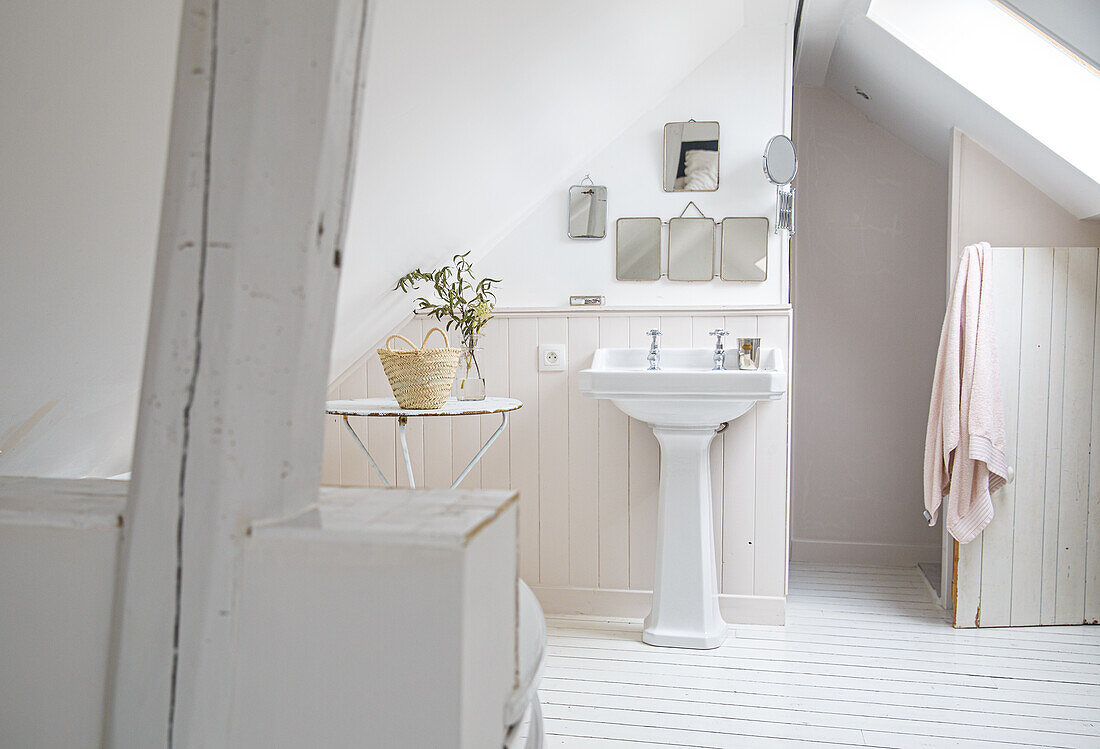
578 347 785 427
578 346 786 649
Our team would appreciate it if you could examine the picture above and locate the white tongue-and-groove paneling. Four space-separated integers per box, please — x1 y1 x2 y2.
955 247 1100 627
322 309 791 612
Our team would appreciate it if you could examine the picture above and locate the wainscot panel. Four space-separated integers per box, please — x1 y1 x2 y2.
324 307 792 622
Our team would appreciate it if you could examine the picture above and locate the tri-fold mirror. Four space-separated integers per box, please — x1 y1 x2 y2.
721 217 768 281
616 215 768 282
663 121 719 192
615 218 662 281
668 217 714 280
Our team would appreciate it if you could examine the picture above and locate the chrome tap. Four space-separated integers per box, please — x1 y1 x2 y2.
646 329 662 370
709 329 729 370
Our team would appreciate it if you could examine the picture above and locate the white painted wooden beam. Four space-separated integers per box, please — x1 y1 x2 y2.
104 0 371 744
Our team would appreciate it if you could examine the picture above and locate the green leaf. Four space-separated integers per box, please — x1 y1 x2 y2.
392 251 499 343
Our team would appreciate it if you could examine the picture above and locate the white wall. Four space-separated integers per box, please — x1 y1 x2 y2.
331 2 796 372
790 85 946 565
482 18 792 308
330 0 754 379
0 0 182 477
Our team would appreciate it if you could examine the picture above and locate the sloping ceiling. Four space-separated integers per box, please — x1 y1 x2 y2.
330 0 748 379
0 0 181 478
795 0 1100 221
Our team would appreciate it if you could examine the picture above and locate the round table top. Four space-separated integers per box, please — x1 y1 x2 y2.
325 396 522 418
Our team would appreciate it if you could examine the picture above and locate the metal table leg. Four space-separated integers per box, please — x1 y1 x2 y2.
341 416 389 487
451 412 509 489
341 411 510 490
398 415 415 488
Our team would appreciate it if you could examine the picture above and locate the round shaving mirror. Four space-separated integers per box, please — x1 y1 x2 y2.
762 135 797 186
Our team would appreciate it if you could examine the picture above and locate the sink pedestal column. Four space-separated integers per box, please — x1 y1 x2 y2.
643 425 727 649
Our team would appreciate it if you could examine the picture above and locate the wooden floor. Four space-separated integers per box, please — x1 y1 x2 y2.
533 563 1100 748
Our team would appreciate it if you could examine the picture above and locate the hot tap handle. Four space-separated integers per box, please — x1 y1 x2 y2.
709 329 729 343
646 329 662 341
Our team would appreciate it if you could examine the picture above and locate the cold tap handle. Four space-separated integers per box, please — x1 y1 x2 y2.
709 330 729 370
646 329 662 370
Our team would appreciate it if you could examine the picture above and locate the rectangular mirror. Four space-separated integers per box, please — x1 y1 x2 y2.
616 217 662 281
721 217 768 281
668 217 714 281
568 184 607 239
663 121 719 192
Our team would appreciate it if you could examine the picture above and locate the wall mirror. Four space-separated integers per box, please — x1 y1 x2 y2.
668 217 715 281
663 120 719 192
763 134 797 185
568 180 607 239
616 218 662 281
763 135 797 234
721 217 768 281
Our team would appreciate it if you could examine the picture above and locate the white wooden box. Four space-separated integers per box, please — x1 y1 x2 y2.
233 487 519 747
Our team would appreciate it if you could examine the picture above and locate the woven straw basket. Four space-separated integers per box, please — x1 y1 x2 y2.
377 326 461 409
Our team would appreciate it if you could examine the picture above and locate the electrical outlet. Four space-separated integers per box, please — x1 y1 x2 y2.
539 344 567 372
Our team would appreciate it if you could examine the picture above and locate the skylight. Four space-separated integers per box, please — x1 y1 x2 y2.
867 0 1100 185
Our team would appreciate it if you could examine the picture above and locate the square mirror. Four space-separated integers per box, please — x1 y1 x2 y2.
663 121 719 192
616 218 662 281
668 217 714 281
568 184 607 239
721 217 768 281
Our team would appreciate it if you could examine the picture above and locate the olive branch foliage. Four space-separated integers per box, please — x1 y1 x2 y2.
394 252 500 378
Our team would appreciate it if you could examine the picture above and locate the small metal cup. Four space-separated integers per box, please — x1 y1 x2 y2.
737 337 761 370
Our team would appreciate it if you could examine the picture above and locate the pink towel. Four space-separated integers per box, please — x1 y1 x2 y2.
924 242 1008 544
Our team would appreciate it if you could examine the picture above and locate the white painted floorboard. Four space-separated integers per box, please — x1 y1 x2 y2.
532 563 1100 748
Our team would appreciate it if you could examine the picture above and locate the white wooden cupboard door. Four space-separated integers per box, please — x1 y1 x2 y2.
955 247 1100 627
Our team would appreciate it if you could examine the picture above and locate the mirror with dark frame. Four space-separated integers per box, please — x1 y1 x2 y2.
663 121 719 192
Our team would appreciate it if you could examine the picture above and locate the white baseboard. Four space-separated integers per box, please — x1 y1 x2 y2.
790 537 941 566
528 585 786 626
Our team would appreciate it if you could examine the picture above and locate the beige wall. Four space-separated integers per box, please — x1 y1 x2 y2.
953 131 1100 259
790 86 947 564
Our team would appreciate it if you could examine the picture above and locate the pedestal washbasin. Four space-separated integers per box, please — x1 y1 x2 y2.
578 345 786 649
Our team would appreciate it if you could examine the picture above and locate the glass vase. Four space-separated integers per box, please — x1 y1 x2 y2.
456 341 486 401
